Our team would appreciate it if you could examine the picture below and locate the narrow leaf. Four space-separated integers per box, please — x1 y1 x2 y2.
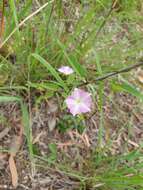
32 53 68 91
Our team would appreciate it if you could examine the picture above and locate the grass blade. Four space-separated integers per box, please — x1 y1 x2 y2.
9 0 20 39
57 40 87 77
112 81 143 102
20 102 33 160
32 53 68 92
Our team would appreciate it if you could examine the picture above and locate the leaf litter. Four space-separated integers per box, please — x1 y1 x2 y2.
1 89 143 189
0 1 143 189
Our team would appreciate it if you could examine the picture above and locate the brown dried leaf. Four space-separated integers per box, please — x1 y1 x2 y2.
9 155 18 188
48 116 56 132
0 127 10 140
136 69 143 83
33 131 44 144
83 134 90 147
48 100 58 113
8 125 23 188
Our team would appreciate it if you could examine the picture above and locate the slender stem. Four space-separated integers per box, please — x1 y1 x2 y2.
82 0 118 46
80 60 143 86
94 0 118 39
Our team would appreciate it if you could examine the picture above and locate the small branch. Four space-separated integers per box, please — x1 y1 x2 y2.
82 0 118 46
79 60 143 86
94 0 118 39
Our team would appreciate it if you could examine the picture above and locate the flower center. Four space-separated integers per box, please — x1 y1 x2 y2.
75 98 81 104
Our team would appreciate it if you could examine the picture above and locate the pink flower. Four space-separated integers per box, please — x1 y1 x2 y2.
65 88 92 116
58 66 74 75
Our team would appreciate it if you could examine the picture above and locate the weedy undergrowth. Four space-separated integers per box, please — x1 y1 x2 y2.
0 0 143 189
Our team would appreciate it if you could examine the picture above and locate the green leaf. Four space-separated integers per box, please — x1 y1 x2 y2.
32 53 68 92
0 96 20 102
9 0 20 40
20 102 33 160
28 81 60 91
47 143 57 164
111 81 143 102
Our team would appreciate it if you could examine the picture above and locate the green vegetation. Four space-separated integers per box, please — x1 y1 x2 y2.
0 0 143 189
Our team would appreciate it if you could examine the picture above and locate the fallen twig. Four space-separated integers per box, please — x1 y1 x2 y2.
80 60 143 86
